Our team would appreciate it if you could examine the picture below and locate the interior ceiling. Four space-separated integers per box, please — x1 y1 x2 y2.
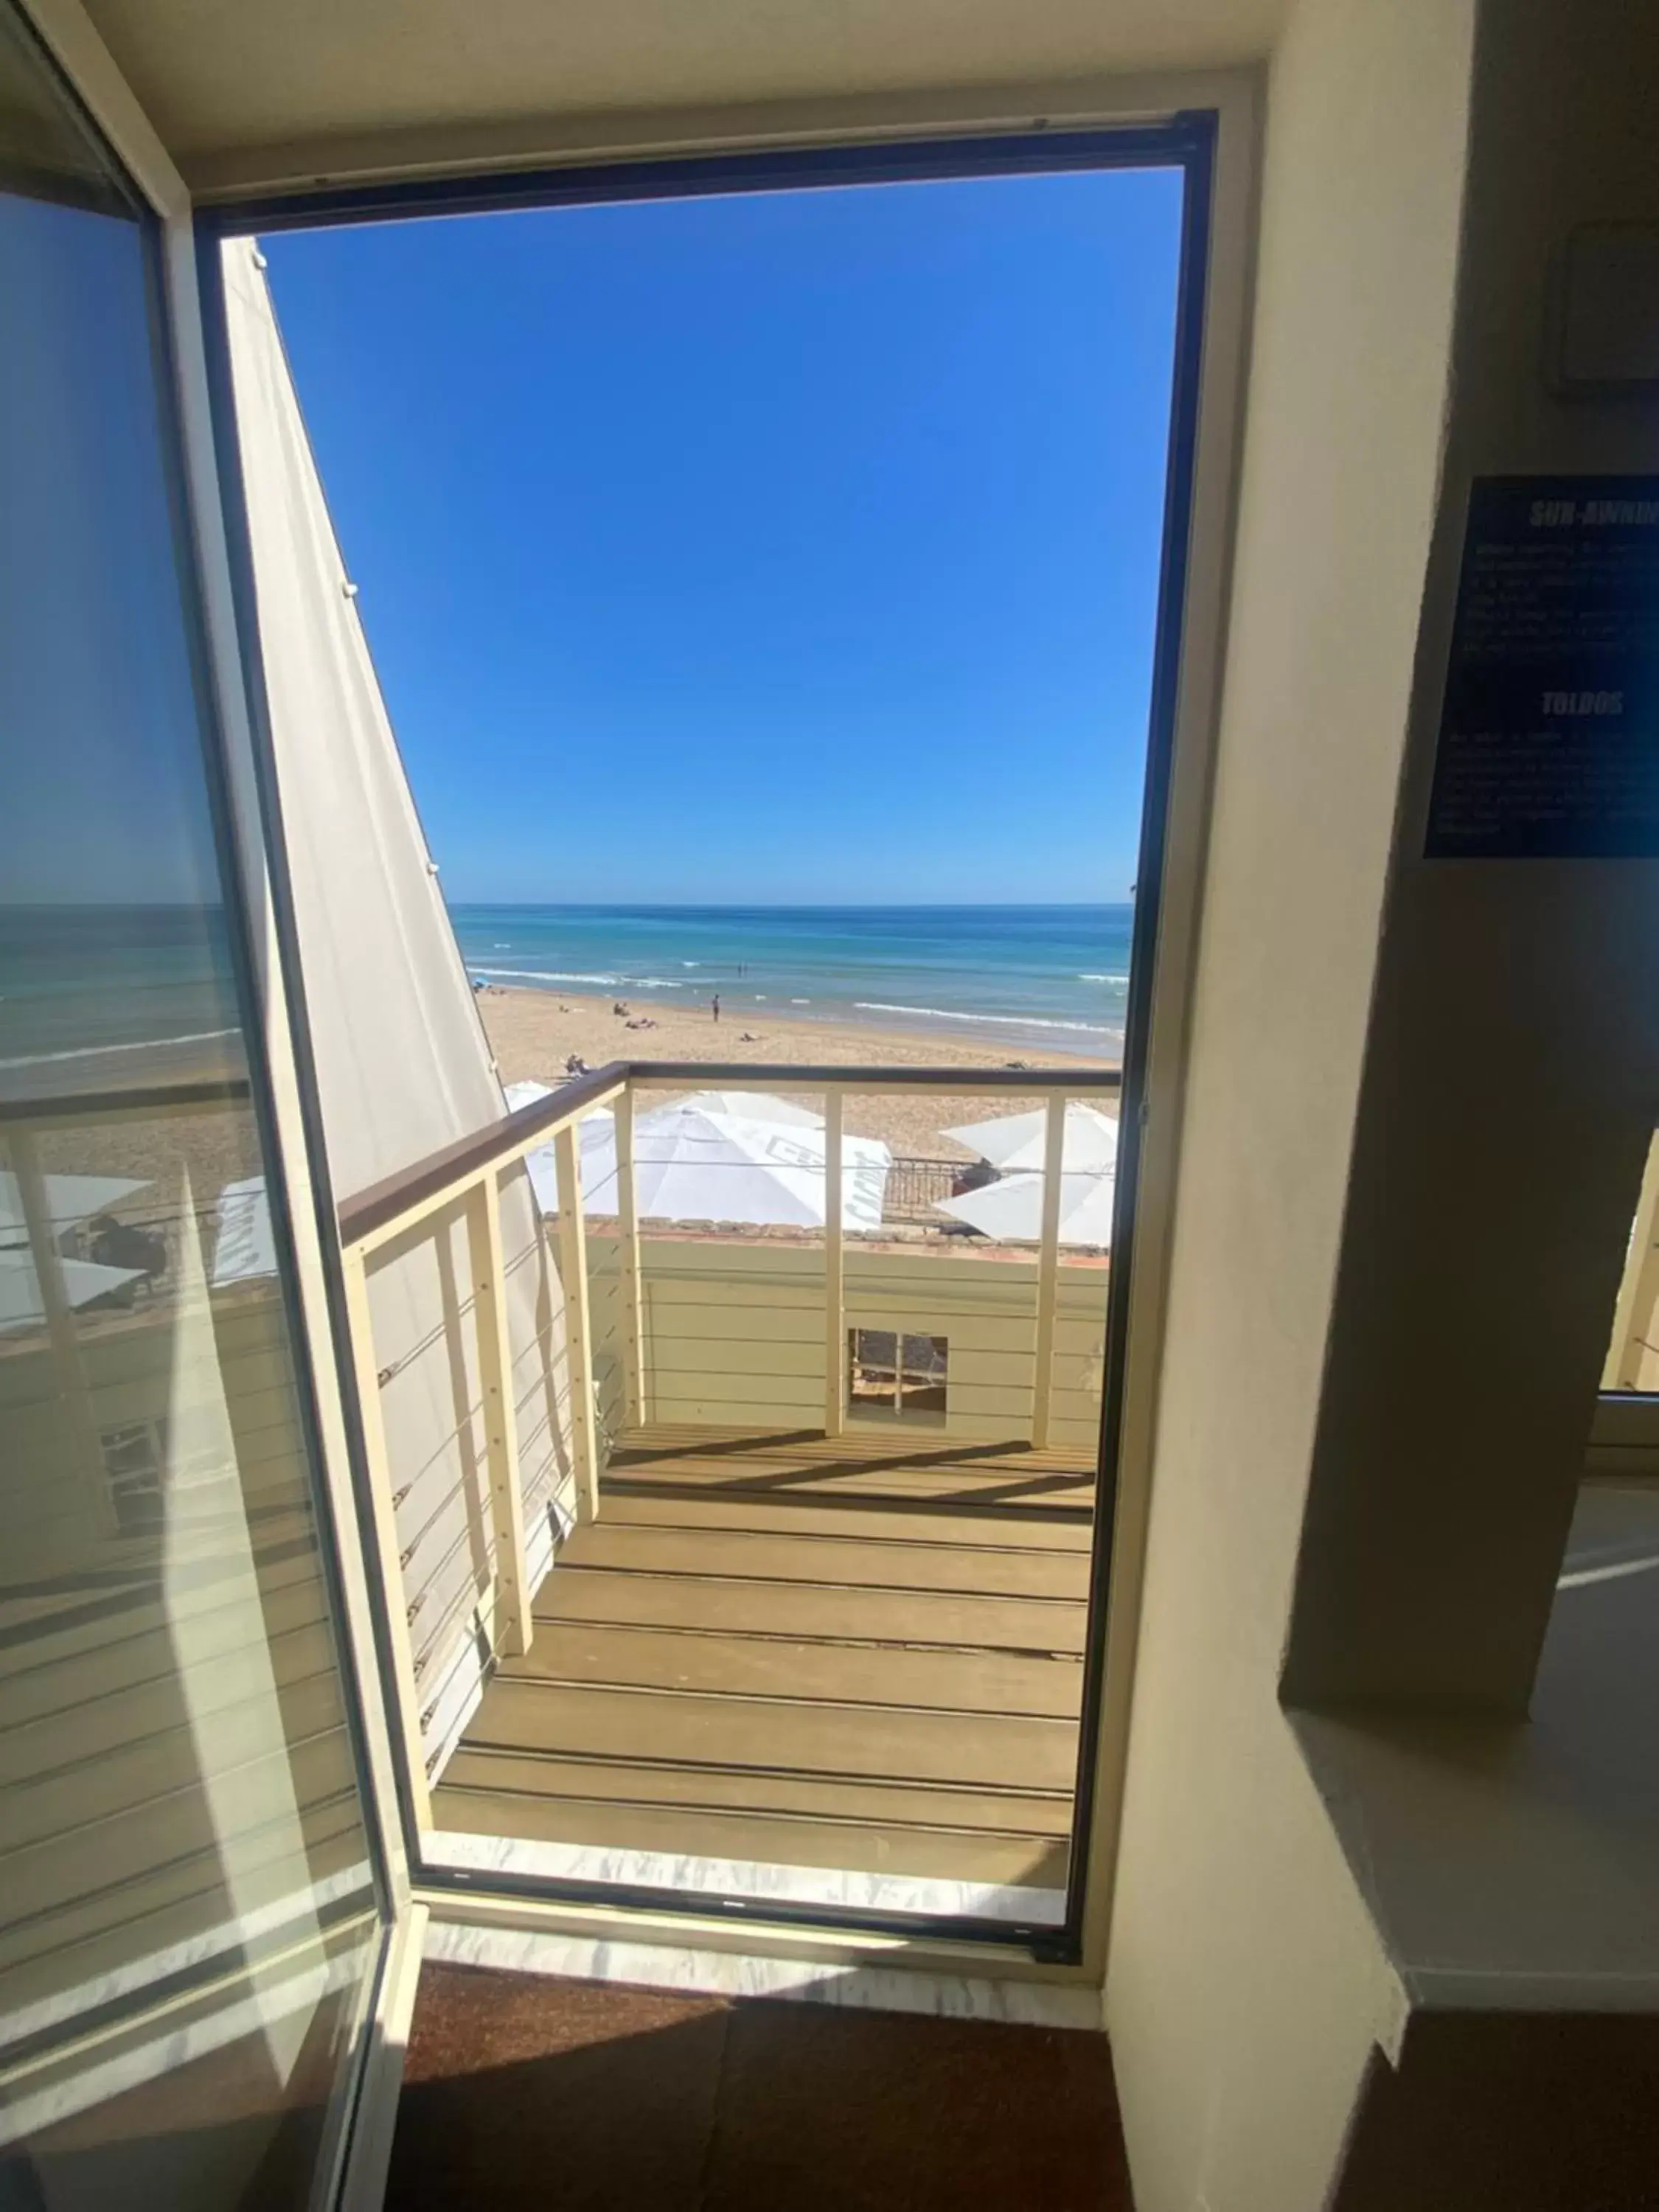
80 0 1282 190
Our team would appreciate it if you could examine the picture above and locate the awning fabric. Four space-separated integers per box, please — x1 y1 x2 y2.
943 1102 1119 1175
223 239 572 1768
935 1168 1116 1248
507 1084 889 1230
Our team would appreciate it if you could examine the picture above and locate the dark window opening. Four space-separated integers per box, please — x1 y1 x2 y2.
848 1329 947 1422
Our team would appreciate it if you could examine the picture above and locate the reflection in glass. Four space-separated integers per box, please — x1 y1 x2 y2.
1602 1132 1659 1393
0 4 380 2203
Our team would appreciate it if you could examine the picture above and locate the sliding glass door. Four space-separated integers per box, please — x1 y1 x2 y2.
0 5 389 2203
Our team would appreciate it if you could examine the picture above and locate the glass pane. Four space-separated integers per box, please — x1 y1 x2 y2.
0 8 383 2204
279 154 1175 1928
1601 1130 1659 1393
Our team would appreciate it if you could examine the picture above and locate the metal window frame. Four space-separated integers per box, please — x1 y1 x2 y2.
1587 1131 1659 1478
11 1 413 2200
187 108 1242 1973
1587 1391 1659 1480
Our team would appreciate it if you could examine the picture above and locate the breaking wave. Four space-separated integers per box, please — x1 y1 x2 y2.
855 1001 1112 1034
471 967 619 985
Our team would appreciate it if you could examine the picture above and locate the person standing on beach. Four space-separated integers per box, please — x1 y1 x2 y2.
712 993 721 1023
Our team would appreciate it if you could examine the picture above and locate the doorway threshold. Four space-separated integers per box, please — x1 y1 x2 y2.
423 1827 1067 1928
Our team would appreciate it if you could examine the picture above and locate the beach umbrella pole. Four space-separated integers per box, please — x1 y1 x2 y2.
824 1092 845 1437
613 1087 645 1427
554 1122 600 1520
466 1176 531 1657
1032 1095 1067 1449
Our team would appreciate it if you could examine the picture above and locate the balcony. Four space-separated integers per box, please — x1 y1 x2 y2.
337 1061 1118 1921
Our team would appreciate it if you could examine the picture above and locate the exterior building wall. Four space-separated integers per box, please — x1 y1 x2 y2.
588 1231 1108 1450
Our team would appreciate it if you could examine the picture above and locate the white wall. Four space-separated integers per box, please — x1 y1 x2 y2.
1284 0 1659 1709
1104 0 1475 2203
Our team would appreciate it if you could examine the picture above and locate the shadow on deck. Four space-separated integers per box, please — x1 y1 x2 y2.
431 1424 1097 1893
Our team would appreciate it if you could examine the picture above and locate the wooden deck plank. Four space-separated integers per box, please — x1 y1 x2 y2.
596 1489 1093 1553
610 1427 1093 1479
467 1680 1077 1792
567 1523 1091 1601
443 1422 1098 1892
606 1442 1084 1478
509 1621 1085 1719
603 1461 1093 1511
619 1425 1079 1460
537 1568 1086 1656
611 1430 1091 1477
602 1466 1094 1523
431 1781 1068 1887
437 1747 1070 1837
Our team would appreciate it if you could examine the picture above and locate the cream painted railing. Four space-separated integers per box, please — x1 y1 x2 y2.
335 1059 1121 1809
335 1063 625 1816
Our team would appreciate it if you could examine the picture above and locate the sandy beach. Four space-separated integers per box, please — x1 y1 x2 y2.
13 979 1117 1217
479 986 1119 1161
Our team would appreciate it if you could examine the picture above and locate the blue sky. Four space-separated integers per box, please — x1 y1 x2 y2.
265 167 1183 904
4 198 237 907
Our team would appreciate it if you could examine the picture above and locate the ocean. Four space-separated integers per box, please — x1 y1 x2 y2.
0 902 1134 1075
0 905 243 1072
451 904 1133 1060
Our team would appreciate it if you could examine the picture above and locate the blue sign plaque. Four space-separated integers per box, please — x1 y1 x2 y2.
1425 476 1659 857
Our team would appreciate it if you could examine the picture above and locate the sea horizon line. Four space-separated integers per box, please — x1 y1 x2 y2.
445 897 1133 911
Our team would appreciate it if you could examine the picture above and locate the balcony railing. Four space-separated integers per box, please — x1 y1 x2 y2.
334 1060 1120 1818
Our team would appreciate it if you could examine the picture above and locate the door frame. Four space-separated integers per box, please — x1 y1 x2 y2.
196 107 1256 1974
31 0 1261 1997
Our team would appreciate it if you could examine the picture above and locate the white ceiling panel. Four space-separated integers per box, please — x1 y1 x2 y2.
78 0 1280 192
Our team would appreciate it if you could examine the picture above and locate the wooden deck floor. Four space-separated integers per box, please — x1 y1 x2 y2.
433 1424 1097 1891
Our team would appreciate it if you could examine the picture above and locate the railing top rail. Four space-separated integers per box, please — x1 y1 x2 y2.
335 1056 1121 1253
338 1060 628 1253
625 1062 1122 1090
